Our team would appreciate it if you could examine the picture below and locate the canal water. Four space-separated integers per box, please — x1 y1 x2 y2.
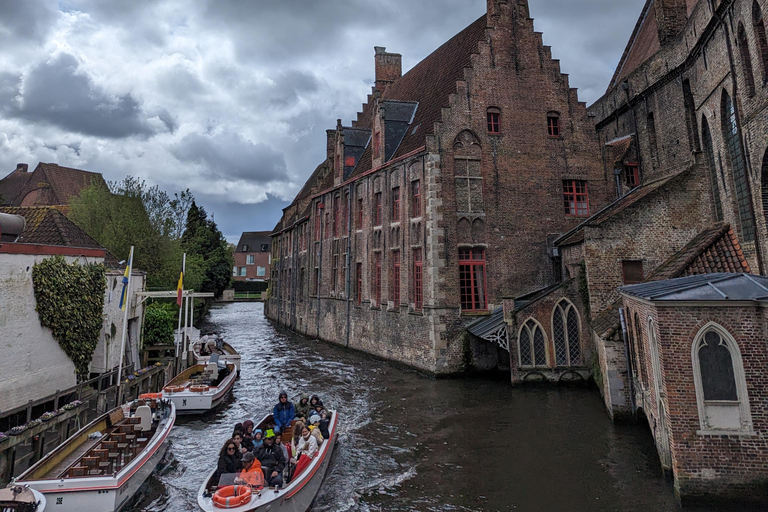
135 302 730 511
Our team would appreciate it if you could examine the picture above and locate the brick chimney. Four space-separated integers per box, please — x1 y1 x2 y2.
374 47 401 92
15 163 28 173
654 0 688 45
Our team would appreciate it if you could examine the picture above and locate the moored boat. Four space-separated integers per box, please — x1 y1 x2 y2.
0 484 46 511
162 356 237 415
16 396 175 512
196 410 339 512
193 334 241 375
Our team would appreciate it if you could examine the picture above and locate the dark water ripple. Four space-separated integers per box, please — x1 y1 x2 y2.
129 302 729 512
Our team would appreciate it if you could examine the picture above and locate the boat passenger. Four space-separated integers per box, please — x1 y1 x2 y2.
318 410 330 440
292 426 318 460
214 439 243 485
241 420 256 452
292 421 305 444
309 395 323 409
232 431 247 455
274 431 290 480
273 390 295 433
255 429 285 488
234 452 265 489
294 393 311 421
253 429 264 449
307 415 324 445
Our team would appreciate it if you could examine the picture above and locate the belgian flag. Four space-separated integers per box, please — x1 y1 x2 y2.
176 264 184 306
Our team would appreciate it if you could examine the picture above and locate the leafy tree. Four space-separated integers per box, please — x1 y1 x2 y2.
109 177 193 240
143 302 176 346
181 202 233 299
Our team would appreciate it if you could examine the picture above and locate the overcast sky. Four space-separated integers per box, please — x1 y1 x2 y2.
0 0 645 242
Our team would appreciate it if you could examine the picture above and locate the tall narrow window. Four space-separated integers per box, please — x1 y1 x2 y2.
721 91 755 242
314 203 322 241
647 112 659 167
739 23 757 97
563 180 590 217
374 131 381 158
332 253 339 294
547 113 560 137
754 1 768 82
625 163 639 188
487 109 500 134
391 250 401 305
325 212 330 239
374 253 382 305
454 131 483 214
518 319 547 367
634 312 648 388
701 117 724 221
356 262 362 304
314 268 319 295
458 247 487 311
552 300 581 366
413 248 423 311
357 197 363 230
682 79 700 152
411 180 421 218
343 191 349 236
374 191 382 226
392 187 400 222
333 195 340 237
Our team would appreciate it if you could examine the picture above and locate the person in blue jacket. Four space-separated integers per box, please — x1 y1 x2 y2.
273 390 295 433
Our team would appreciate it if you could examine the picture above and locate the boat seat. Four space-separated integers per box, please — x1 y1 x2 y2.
82 457 102 475
101 440 119 457
126 417 141 425
68 466 87 477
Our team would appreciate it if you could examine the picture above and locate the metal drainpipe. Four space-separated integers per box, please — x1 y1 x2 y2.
316 202 324 339
716 7 765 274
345 184 353 348
619 307 636 414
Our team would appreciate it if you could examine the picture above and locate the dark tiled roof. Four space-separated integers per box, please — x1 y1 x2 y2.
606 135 634 166
620 273 768 302
466 306 504 339
236 231 272 252
0 206 104 249
0 162 106 206
555 169 688 247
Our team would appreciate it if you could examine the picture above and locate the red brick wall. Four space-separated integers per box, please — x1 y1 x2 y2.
233 251 270 282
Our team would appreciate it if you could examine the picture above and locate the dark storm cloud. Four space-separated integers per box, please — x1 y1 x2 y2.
265 70 321 108
13 54 167 139
172 131 289 184
0 1 57 45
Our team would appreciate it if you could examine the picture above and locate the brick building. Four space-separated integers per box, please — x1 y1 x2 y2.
233 231 271 283
0 162 107 209
265 0 612 373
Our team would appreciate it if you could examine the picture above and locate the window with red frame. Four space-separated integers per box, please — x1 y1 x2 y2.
374 131 381 158
413 248 423 311
373 252 382 305
314 203 322 241
487 110 500 133
333 196 340 237
625 163 639 188
391 187 400 222
563 180 590 217
356 262 362 304
459 247 487 311
547 115 560 137
357 198 363 229
391 250 400 304
411 180 421 218
374 192 382 226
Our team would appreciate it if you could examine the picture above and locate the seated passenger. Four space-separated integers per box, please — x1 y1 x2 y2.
272 391 295 433
318 410 330 440
214 439 242 486
307 415 324 445
252 428 264 449
291 426 318 461
255 429 286 488
234 452 264 489
294 393 311 422
232 430 247 456
309 395 323 410
274 431 290 480
241 421 256 452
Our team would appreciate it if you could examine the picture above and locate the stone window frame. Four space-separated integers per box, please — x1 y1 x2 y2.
517 318 549 369
550 298 581 367
691 322 754 435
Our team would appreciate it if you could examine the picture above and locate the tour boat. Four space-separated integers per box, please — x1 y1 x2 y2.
196 410 339 512
193 334 242 376
162 355 238 415
16 396 175 512
0 484 46 511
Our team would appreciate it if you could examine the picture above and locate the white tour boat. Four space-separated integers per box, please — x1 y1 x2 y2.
0 484 46 511
162 355 238 415
193 334 241 376
16 396 175 512
196 410 339 512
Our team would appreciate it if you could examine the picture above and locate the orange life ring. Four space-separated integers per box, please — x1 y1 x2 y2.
163 385 186 393
212 485 252 508
190 385 210 393
139 393 162 400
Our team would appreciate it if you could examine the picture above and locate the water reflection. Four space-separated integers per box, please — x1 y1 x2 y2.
133 302 730 511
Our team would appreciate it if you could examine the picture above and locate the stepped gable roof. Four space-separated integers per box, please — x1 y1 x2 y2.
620 273 768 302
236 231 272 253
555 168 688 247
0 162 106 207
348 14 487 179
609 0 697 91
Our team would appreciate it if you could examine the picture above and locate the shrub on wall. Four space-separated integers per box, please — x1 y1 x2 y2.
144 302 176 346
32 255 106 380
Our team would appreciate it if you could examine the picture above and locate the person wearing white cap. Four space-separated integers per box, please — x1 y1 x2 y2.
307 415 324 446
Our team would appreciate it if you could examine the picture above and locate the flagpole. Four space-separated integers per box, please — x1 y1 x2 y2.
116 246 134 406
176 253 185 373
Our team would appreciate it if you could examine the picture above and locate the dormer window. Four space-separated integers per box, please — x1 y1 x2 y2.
242 245 249 252
487 108 500 134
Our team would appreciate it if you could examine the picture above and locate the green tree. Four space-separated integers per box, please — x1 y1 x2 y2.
181 202 233 299
143 302 176 346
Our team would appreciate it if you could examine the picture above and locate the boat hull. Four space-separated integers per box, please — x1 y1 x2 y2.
197 411 339 512
194 342 241 375
163 366 237 415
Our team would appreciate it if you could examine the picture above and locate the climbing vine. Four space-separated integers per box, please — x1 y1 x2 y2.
32 256 107 380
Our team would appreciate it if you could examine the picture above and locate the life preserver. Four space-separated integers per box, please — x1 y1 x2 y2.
139 393 162 400
212 485 252 508
190 385 210 393
163 385 186 393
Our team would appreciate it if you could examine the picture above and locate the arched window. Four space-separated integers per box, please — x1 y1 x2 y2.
692 323 752 432
738 22 757 97
518 319 547 367
552 300 581 366
754 1 768 82
701 117 723 221
721 90 755 242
